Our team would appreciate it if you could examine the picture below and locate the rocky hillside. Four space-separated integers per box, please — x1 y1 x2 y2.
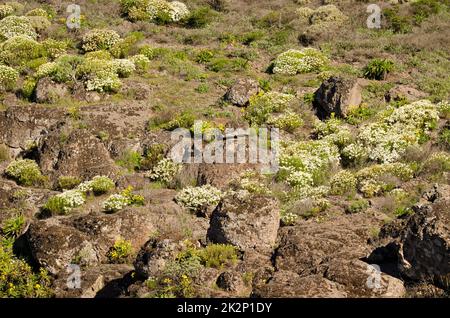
0 0 449 298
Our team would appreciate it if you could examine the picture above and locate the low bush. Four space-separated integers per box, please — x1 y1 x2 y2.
5 159 44 186
363 58 394 80
0 15 37 40
0 64 19 91
107 238 133 264
81 29 121 52
272 48 329 75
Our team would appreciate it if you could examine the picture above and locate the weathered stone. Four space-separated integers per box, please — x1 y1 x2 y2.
385 85 427 103
224 79 259 107
207 192 280 253
35 78 69 104
313 76 362 119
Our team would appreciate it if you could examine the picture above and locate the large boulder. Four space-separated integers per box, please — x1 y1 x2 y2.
52 264 133 298
26 208 156 275
38 129 119 181
313 76 362 119
35 78 70 104
207 192 280 253
369 184 450 282
0 106 65 157
224 79 259 107
385 85 427 103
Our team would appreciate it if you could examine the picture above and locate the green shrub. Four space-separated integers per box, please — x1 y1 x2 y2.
330 170 357 195
412 0 446 24
272 48 329 75
102 186 144 213
57 176 81 190
130 54 150 73
110 32 144 58
21 78 37 100
182 7 213 28
245 92 295 125
0 64 19 91
5 159 44 186
141 144 165 170
0 15 37 40
2 215 25 238
26 15 51 33
195 50 214 64
42 39 67 59
107 238 133 264
90 176 115 195
76 58 122 93
159 111 195 130
198 244 238 269
42 190 85 215
267 111 303 132
363 58 394 80
0 243 52 298
439 127 450 150
345 199 369 214
117 150 143 171
81 29 121 52
0 36 45 67
383 8 412 34
207 57 248 72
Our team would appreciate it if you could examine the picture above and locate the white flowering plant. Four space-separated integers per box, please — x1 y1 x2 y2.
0 64 19 91
272 48 329 75
175 185 223 212
82 29 121 52
5 159 44 186
102 186 145 213
245 91 295 125
146 158 182 183
279 139 340 189
0 15 37 40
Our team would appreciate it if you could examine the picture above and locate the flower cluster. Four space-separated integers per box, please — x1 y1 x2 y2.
279 139 340 189
122 0 190 23
130 54 151 72
103 186 145 213
168 1 190 22
355 162 414 197
267 111 303 132
102 194 130 213
341 143 368 166
309 5 348 25
353 100 440 163
5 159 43 186
175 185 222 212
280 210 298 226
107 238 133 264
315 116 353 148
0 4 14 20
57 190 86 212
81 29 121 52
245 91 295 125
0 64 19 91
146 158 182 183
236 170 271 195
330 170 357 195
76 58 136 92
111 58 136 77
272 48 329 75
0 15 37 40
77 175 115 195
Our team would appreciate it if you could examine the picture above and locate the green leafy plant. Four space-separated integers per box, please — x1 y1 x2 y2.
107 238 133 263
2 215 25 238
363 58 394 80
345 199 369 214
57 176 81 190
5 159 44 186
198 244 238 269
